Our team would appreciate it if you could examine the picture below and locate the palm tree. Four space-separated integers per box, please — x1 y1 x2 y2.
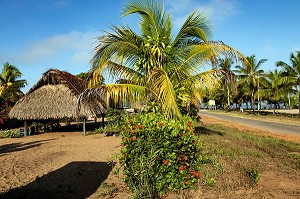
0 62 27 101
214 57 236 108
81 0 246 119
276 51 300 114
235 55 267 110
263 69 286 112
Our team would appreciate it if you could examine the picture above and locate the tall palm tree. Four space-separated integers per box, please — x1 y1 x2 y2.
214 57 236 108
262 69 286 112
276 51 300 114
0 62 27 101
235 55 267 110
80 0 246 119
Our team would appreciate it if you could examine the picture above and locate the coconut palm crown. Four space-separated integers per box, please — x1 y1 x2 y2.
0 62 27 101
81 0 247 119
235 55 267 109
276 51 300 114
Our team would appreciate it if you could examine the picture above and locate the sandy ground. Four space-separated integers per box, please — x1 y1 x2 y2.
0 132 126 198
0 117 299 198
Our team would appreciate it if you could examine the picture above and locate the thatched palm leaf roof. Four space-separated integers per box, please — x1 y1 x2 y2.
27 69 86 96
9 69 106 120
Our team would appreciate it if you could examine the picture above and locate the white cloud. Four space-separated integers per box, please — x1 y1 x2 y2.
165 0 240 28
263 43 274 53
11 31 98 65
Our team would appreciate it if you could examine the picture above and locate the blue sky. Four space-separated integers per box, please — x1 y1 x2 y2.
0 0 299 92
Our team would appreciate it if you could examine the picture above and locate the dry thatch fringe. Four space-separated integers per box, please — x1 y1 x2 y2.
9 69 107 120
78 87 107 117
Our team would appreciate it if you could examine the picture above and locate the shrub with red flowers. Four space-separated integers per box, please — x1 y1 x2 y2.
119 112 203 198
0 100 12 127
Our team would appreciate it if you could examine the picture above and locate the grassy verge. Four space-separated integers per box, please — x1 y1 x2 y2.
204 110 300 126
195 123 300 196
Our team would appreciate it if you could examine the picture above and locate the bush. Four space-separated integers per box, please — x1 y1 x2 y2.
91 124 120 136
119 112 203 198
247 167 260 185
0 129 18 138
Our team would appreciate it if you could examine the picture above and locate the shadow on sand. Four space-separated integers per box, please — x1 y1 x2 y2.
1 161 113 199
0 139 57 156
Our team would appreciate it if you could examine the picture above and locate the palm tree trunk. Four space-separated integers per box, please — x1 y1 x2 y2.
227 85 230 107
298 90 300 115
251 92 254 111
288 93 291 109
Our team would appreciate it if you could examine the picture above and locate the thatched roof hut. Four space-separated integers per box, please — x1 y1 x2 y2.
9 69 106 121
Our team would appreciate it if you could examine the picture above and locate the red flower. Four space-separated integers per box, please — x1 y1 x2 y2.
162 159 168 165
137 124 143 129
130 137 137 141
187 121 193 127
157 121 162 125
185 180 189 185
179 165 186 171
190 170 202 178
131 129 136 133
123 137 127 141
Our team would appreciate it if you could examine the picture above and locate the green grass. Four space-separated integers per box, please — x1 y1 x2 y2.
195 123 300 193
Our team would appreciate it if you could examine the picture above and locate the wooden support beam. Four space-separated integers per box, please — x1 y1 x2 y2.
83 117 86 136
101 114 105 128
24 120 27 137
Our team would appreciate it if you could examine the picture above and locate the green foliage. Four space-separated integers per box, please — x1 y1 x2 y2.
119 112 203 197
0 62 27 101
246 167 260 185
0 129 18 138
106 108 129 128
76 72 88 80
205 178 217 187
92 124 120 135
0 100 12 127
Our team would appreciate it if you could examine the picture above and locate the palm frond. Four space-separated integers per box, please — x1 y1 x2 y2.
91 26 142 71
148 68 181 119
172 11 212 46
122 0 171 39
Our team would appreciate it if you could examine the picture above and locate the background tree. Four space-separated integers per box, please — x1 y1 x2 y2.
0 62 27 102
235 55 266 110
276 51 300 114
213 57 236 108
262 69 286 112
0 62 27 128
81 0 247 119
76 71 105 88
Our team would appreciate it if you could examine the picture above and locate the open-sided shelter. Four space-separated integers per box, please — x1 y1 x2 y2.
9 69 106 135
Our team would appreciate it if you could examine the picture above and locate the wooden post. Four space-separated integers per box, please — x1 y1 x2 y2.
101 114 105 128
83 117 86 136
24 120 27 136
